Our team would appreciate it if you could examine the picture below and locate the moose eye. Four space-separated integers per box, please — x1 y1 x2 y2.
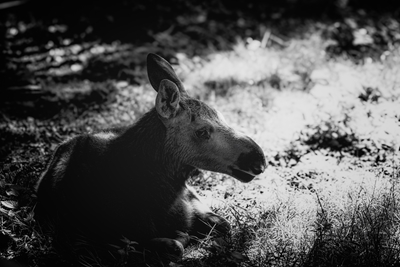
195 128 210 140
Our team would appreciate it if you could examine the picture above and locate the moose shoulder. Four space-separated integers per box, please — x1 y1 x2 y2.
34 53 266 262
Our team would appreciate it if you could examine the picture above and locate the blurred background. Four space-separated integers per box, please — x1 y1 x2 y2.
1 0 399 104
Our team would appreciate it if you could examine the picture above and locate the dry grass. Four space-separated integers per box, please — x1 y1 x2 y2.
184 159 400 266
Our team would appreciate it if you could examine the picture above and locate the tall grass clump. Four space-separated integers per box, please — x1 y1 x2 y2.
304 167 400 267
210 163 400 267
307 185 400 266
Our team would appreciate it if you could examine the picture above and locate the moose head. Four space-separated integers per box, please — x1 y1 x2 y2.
147 53 266 182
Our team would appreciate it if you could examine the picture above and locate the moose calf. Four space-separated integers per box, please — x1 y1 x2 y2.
35 53 266 263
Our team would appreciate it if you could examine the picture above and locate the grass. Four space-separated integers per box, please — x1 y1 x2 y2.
188 159 400 267
1 17 400 267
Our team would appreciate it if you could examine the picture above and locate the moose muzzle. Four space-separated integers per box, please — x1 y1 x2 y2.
231 137 267 182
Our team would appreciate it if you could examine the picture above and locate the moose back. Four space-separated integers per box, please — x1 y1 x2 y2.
34 53 266 261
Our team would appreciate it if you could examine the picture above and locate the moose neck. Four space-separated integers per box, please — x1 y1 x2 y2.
115 108 195 187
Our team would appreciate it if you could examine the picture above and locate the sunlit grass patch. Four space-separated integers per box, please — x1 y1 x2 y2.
190 161 400 266
306 169 400 267
182 32 326 99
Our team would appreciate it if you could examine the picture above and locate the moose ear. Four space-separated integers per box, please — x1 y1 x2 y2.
155 79 181 119
147 53 187 95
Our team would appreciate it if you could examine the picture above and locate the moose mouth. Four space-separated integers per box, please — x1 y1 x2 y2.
230 168 256 183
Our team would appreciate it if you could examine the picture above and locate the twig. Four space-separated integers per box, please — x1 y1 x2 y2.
0 0 28 10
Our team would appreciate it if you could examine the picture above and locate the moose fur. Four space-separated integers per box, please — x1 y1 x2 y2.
35 53 266 262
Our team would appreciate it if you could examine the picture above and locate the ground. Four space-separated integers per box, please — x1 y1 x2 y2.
0 2 400 267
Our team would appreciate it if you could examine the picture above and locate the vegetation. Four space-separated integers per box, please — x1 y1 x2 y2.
1 1 400 266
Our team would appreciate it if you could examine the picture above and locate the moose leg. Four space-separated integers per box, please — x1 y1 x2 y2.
186 187 231 238
146 232 190 262
192 210 231 239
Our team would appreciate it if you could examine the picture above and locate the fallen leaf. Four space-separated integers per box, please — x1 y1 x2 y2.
1 200 18 210
6 188 19 197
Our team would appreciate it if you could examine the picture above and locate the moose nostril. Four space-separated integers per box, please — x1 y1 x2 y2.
250 163 266 175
